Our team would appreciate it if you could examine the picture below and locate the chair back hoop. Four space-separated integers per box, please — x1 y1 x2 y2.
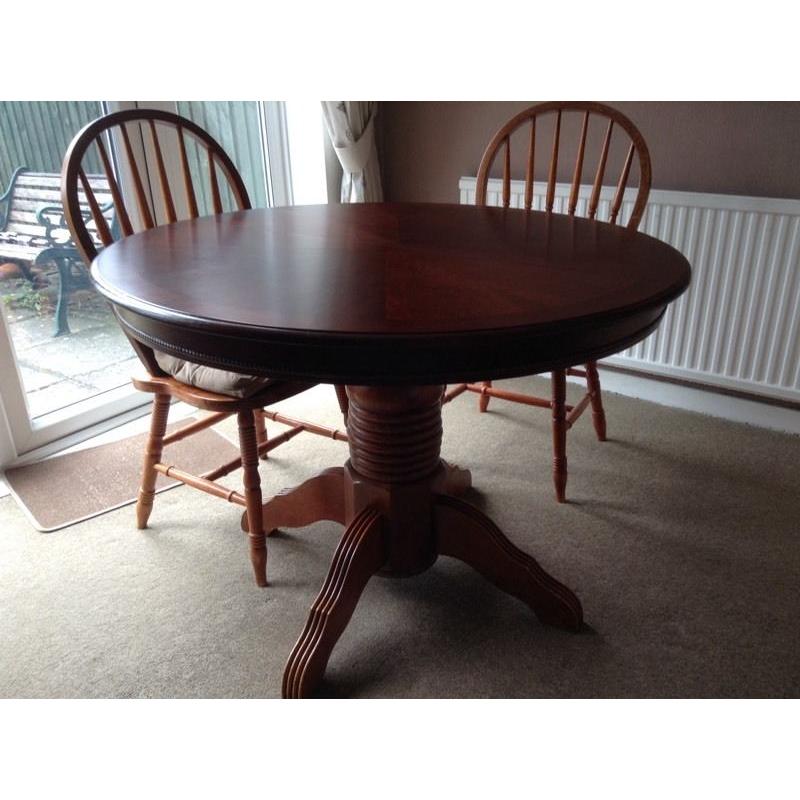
474 101 651 231
61 108 252 377
61 107 251 266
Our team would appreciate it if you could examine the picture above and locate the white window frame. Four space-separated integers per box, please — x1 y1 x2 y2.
261 101 294 207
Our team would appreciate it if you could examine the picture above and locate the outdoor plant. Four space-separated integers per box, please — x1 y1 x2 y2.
1 280 51 315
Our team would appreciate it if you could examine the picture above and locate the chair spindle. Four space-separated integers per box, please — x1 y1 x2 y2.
524 119 536 211
94 135 133 236
148 120 177 224
177 125 199 219
610 142 635 225
78 168 113 246
208 153 223 215
501 137 511 208
589 119 614 221
119 123 155 230
569 111 590 216
546 110 561 213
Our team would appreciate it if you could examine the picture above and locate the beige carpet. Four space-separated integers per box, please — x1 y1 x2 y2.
3 422 239 531
1 378 798 698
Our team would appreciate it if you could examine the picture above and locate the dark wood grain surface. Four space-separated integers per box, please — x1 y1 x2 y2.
92 202 690 384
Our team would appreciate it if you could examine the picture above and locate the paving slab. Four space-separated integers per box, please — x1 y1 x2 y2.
2 275 136 419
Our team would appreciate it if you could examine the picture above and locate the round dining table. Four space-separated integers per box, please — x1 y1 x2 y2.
92 202 691 698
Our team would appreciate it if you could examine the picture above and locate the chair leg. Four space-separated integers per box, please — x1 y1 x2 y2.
136 393 171 529
254 409 269 460
551 369 568 503
238 409 267 587
585 361 607 441
478 380 492 412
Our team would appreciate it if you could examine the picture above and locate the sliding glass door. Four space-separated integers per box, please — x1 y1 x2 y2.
0 100 328 465
0 100 146 461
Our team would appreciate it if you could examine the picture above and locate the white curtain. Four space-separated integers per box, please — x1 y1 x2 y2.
321 101 383 203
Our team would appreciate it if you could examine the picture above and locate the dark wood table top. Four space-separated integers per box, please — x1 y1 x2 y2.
92 202 691 384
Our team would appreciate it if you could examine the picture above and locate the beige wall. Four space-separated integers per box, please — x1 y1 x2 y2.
378 102 800 203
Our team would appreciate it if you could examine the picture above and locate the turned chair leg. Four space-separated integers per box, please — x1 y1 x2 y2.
585 361 607 441
551 369 568 503
478 380 492 412
136 393 171 529
254 408 269 460
238 409 268 587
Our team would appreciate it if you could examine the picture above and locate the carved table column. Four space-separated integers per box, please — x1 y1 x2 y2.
277 385 582 698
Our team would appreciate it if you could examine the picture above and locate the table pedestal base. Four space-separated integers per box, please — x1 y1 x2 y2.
252 384 583 698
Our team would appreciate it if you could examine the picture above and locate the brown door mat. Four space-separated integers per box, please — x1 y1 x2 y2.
3 420 239 532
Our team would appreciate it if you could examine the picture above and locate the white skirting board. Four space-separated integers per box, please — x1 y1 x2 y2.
460 177 800 433
585 367 800 435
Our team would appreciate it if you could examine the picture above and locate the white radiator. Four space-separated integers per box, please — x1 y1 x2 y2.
459 177 800 405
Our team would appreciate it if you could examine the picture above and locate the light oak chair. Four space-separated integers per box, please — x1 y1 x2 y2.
445 102 652 502
61 108 347 586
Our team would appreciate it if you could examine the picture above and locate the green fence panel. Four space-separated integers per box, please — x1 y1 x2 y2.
0 101 104 191
177 101 268 211
1 101 269 212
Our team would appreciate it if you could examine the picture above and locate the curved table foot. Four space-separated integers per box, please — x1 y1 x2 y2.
242 467 345 534
283 507 387 698
434 494 583 630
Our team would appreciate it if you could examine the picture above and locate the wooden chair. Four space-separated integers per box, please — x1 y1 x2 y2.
444 102 652 502
61 108 347 587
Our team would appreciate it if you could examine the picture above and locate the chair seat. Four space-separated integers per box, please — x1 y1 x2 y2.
154 351 270 399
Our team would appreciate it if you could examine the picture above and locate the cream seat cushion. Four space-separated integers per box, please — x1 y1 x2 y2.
154 351 271 399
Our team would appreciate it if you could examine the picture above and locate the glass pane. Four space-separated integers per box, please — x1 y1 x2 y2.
0 101 137 420
176 101 269 210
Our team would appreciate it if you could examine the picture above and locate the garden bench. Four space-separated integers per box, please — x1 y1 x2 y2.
0 167 114 335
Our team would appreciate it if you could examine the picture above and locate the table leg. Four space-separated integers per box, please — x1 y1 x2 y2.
280 385 583 698
241 467 346 534
437 460 473 496
282 507 387 698
434 494 582 629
